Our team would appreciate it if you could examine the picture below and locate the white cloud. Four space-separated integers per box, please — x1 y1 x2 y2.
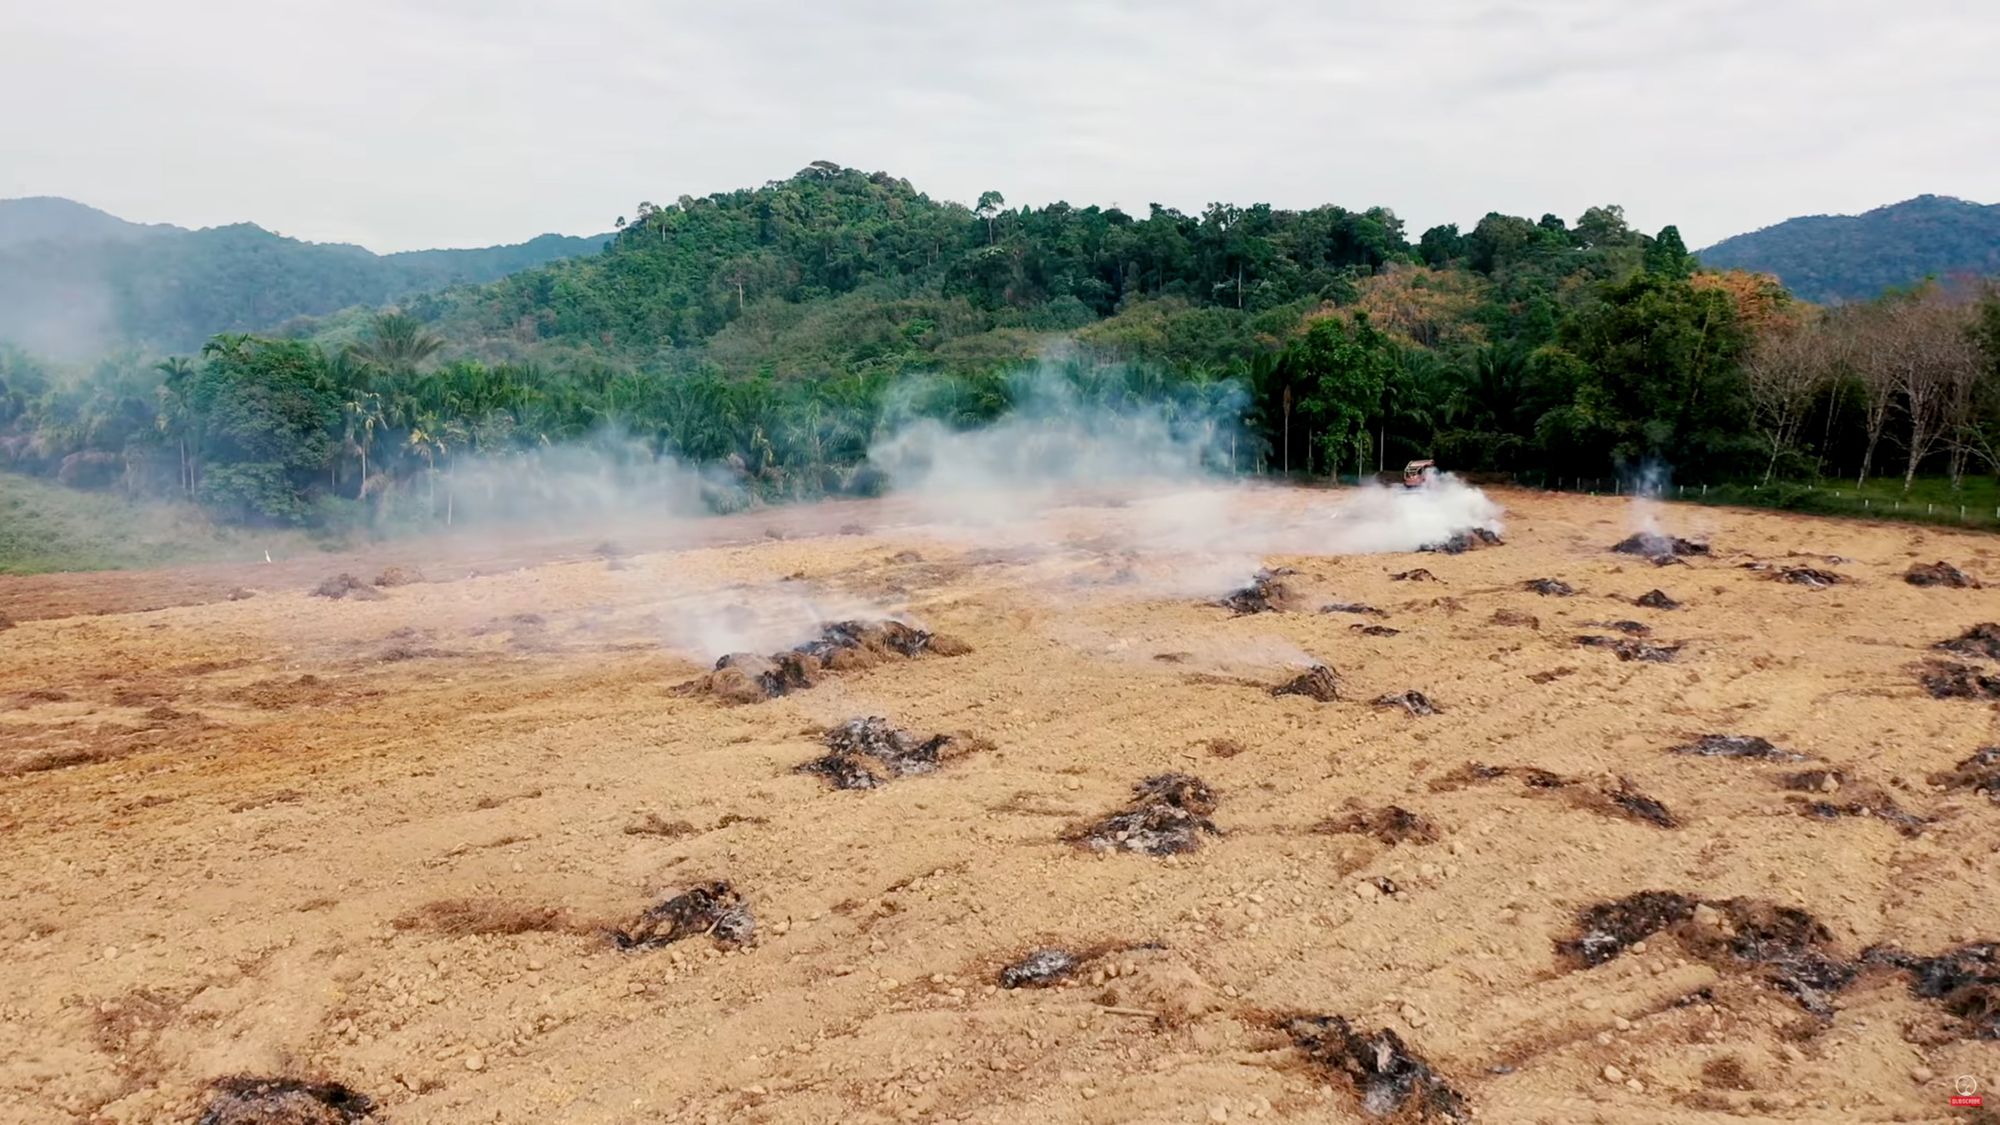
2 0 1994 250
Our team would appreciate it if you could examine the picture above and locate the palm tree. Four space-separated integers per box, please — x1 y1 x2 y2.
350 312 443 376
154 356 197 497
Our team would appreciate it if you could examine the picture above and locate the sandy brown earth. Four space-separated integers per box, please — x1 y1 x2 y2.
4 486 2000 1124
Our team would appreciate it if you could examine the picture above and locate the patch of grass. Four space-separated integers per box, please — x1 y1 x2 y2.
1686 477 2000 532
0 471 329 574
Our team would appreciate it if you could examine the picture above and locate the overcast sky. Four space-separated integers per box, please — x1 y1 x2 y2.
3 0 1995 253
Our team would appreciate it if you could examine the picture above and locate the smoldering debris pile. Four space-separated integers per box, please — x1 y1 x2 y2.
1272 664 1341 702
796 717 971 790
1352 624 1401 637
1315 805 1439 845
1635 588 1681 610
1557 892 1855 1016
1372 690 1439 716
612 881 756 949
1599 779 1678 828
1218 569 1300 615
1524 578 1575 596
1573 635 1681 662
311 574 384 601
1929 747 2000 800
1671 734 1805 762
999 948 1080 989
195 1077 377 1125
1321 601 1388 618
680 620 971 703
1282 1015 1469 1123
1906 561 1980 588
1863 943 2000 1039
1419 527 1504 555
1776 770 1930 835
1611 532 1709 564
1068 773 1220 856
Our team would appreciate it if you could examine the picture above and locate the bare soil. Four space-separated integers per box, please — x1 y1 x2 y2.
6 487 2000 1123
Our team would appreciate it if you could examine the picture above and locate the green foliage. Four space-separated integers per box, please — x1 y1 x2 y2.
1697 195 2000 304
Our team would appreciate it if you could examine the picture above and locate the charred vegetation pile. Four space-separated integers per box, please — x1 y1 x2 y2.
1634 588 1681 609
195 1077 377 1125
1314 804 1439 845
1068 774 1221 856
1574 634 1682 662
311 574 384 601
1432 764 1676 828
1611 532 1709 565
1281 1015 1468 1122
1906 561 1980 588
612 881 756 950
1558 892 1855 1016
1218 569 1301 615
1419 527 1503 555
796 717 978 790
1272 664 1341 702
680 620 970 703
1776 769 1930 835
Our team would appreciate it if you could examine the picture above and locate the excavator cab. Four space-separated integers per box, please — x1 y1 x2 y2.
1402 459 1438 489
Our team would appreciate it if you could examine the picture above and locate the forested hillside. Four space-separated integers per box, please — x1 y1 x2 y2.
0 198 604 358
5 164 2000 547
1698 195 2000 304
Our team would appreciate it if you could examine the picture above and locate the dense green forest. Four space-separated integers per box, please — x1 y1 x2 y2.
0 197 603 358
1699 195 2000 305
3 163 2000 540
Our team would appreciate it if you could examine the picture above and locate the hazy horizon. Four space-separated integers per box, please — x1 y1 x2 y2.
4 1 1997 254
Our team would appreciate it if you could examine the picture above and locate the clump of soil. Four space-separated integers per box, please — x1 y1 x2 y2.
1525 578 1575 596
1282 1015 1469 1122
1207 738 1248 758
1863 943 2000 1039
311 574 384 601
1635 588 1681 609
796 717 967 790
999 948 1080 989
1490 609 1538 628
1219 569 1301 615
1420 527 1504 555
612 881 755 949
1315 805 1438 845
681 620 970 703
1671 734 1804 761
1272 664 1340 702
1352 624 1401 637
225 587 255 601
394 898 570 936
1774 566 1842 589
1935 623 2000 661
1906 561 1980 588
1322 601 1388 617
372 566 422 587
0 612 13 631
1068 773 1220 857
1918 660 2000 700
195 1076 376 1125
1574 635 1681 662
1527 667 1574 684
1611 532 1710 563
1930 747 2000 799
1390 568 1435 582
1558 893 1855 1016
623 813 699 838
1373 690 1439 716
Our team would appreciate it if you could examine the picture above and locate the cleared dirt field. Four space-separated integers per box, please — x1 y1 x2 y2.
3 486 1999 1124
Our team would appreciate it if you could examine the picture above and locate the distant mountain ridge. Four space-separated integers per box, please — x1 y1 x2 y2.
1697 195 2000 304
0 197 606 359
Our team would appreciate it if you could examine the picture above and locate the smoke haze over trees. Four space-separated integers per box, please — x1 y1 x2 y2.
3 164 2000 543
